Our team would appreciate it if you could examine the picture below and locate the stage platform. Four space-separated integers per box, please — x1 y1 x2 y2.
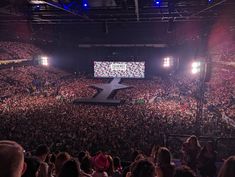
73 78 130 105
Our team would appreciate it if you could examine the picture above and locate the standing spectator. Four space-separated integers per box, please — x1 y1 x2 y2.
183 136 201 172
58 159 80 177
80 156 93 177
35 145 50 177
156 147 175 177
0 140 26 177
217 156 235 177
122 150 142 177
46 154 56 177
174 166 196 177
129 159 155 177
78 151 87 164
92 153 110 177
22 157 40 177
55 152 71 177
197 141 217 177
112 157 122 177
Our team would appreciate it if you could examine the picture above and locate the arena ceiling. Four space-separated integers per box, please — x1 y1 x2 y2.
0 0 235 24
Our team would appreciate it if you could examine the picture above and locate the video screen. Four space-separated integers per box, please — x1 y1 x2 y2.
94 61 145 78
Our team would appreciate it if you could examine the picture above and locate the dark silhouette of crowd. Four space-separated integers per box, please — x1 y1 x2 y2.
1 139 235 177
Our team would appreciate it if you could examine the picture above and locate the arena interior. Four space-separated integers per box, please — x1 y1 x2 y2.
0 0 235 177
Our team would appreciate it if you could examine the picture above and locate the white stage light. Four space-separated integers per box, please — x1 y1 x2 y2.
163 57 172 68
191 61 201 74
41 56 48 66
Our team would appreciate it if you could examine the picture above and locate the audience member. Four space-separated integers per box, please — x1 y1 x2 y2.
92 153 110 177
35 145 50 177
80 156 93 177
22 157 40 177
197 141 217 177
173 166 196 177
55 152 71 177
129 159 155 177
217 156 235 177
183 136 201 171
58 159 80 177
112 157 122 177
156 147 175 177
0 140 26 177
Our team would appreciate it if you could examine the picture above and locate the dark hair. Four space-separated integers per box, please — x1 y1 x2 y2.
50 153 56 163
174 166 196 177
80 156 92 174
35 145 49 157
78 151 86 163
131 159 155 177
22 157 40 177
218 156 235 177
186 135 201 148
157 147 175 177
157 147 171 165
55 152 71 176
113 156 121 169
59 159 80 177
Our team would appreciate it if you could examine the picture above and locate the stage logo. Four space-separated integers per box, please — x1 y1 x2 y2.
111 63 127 71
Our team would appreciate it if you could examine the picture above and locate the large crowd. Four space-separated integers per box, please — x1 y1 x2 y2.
0 41 42 60
0 63 234 160
0 41 234 177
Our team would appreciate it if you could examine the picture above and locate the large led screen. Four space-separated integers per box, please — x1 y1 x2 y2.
94 61 145 78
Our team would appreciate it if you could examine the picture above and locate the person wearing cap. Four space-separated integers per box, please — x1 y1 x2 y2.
0 140 27 177
92 153 110 177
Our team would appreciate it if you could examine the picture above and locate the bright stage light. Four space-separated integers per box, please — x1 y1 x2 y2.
41 56 48 66
41 56 47 60
82 0 89 8
163 57 170 67
154 0 161 6
163 56 173 68
191 61 201 74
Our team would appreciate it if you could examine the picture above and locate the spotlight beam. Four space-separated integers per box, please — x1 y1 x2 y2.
190 0 227 17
